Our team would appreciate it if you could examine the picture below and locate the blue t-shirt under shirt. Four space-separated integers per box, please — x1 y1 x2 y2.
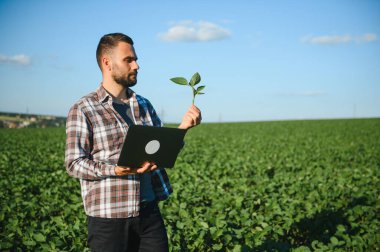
112 101 156 203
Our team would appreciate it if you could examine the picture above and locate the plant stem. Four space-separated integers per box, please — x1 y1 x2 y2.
192 87 195 104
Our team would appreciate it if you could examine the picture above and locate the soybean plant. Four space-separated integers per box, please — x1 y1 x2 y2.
170 72 205 105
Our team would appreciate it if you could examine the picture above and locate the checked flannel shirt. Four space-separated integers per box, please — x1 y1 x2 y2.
65 85 173 218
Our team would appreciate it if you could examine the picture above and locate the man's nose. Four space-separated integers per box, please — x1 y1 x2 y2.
132 61 139 70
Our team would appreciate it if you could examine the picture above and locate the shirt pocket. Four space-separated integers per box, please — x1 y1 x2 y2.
92 119 123 151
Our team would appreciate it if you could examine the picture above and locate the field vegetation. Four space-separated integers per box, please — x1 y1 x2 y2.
0 119 379 251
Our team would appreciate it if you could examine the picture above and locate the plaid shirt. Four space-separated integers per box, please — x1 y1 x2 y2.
65 85 172 218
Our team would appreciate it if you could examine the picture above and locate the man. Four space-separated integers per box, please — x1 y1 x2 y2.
65 33 201 252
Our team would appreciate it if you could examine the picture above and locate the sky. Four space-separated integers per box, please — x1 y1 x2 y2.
0 0 379 123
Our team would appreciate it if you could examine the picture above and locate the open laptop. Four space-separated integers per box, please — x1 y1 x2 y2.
117 125 187 168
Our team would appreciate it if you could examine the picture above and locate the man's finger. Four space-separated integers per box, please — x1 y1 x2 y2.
189 107 200 115
189 110 201 125
141 162 151 168
189 107 201 119
190 105 201 113
136 166 149 173
136 162 153 173
115 166 132 176
188 114 197 126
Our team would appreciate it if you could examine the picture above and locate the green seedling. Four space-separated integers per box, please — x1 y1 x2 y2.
170 72 205 105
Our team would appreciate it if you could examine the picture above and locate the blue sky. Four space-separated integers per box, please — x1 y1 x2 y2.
0 0 379 123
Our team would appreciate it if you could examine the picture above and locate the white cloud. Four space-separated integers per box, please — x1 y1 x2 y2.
159 20 231 42
303 35 352 45
277 91 327 97
0 54 31 65
302 33 377 45
357 33 377 43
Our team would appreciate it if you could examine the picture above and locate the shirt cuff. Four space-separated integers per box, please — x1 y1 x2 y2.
102 163 117 177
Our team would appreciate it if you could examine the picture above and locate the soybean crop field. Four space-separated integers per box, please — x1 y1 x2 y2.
1 119 379 251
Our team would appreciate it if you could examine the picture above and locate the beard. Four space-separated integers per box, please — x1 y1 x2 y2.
112 72 137 88
112 64 138 88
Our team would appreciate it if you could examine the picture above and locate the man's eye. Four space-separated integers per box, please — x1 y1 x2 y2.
126 59 136 63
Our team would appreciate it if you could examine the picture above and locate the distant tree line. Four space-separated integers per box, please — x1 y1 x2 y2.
0 112 66 128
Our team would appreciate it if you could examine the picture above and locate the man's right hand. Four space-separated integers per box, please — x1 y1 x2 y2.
115 162 158 176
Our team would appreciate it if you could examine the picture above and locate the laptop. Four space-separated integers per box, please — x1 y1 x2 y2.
117 125 187 168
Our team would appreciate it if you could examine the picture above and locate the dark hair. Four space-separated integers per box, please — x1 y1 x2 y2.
96 33 134 69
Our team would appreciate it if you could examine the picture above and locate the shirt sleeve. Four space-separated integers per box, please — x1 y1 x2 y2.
146 99 164 127
65 103 116 180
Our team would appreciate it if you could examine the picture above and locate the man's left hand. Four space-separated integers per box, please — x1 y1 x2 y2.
178 105 202 130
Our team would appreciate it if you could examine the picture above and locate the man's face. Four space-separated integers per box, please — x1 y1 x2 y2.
109 42 139 88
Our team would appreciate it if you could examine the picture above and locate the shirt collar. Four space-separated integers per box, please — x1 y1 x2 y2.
96 84 136 104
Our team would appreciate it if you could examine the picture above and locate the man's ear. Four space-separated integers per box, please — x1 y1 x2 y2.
102 55 112 71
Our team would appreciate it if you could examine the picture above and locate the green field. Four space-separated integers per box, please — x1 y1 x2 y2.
1 119 379 251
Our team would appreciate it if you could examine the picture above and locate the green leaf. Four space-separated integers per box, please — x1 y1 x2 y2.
200 221 209 229
235 196 244 208
233 244 242 252
212 243 223 250
337 225 346 232
176 222 184 229
224 234 232 243
210 227 218 239
34 233 46 242
170 77 188 85
196 85 205 92
189 72 201 86
23 240 36 246
179 202 187 209
179 209 189 218
260 222 269 228
275 228 284 236
330 236 339 245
